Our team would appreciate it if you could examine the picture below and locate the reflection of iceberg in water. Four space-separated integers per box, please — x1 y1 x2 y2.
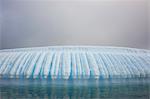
0 46 150 79
0 79 149 99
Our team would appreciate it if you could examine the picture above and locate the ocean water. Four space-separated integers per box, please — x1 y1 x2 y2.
0 78 149 99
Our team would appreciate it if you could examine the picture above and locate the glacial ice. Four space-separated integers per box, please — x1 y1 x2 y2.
0 46 149 79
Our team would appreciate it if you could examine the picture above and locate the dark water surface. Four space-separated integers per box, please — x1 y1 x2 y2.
0 78 149 99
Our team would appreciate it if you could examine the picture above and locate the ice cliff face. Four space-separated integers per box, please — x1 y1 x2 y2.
0 46 149 79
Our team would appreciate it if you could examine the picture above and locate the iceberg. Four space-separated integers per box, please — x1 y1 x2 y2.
0 46 149 79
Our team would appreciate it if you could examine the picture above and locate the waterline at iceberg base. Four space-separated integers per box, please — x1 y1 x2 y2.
0 78 149 99
0 46 150 79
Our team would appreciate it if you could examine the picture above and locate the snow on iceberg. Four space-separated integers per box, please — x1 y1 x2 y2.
0 46 149 79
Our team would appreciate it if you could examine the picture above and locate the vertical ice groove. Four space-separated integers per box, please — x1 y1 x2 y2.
106 54 118 78
50 51 62 79
62 51 71 79
117 55 132 78
33 52 47 78
0 53 13 77
121 55 135 77
76 53 82 79
95 53 109 78
43 52 54 78
25 52 41 78
18 53 33 77
107 54 123 78
0 46 149 79
86 52 100 79
0 54 9 69
138 56 150 75
16 53 31 78
104 54 119 78
100 54 113 78
2 53 21 76
9 52 27 78
71 52 77 79
80 52 90 79
124 55 140 77
112 55 128 78
1 53 19 76
130 55 146 77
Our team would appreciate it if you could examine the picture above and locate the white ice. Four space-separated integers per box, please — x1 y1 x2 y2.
0 46 149 79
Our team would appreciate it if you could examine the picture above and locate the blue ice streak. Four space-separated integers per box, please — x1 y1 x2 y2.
0 46 149 79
